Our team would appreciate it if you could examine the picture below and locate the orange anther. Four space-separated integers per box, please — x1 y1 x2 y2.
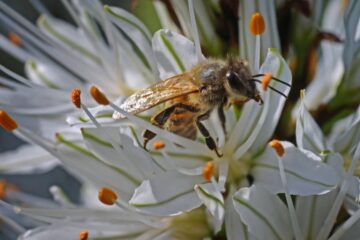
261 73 272 91
98 187 117 205
153 140 165 150
79 230 88 240
0 111 18 131
8 32 22 46
0 180 6 199
269 139 285 157
71 88 81 108
203 162 215 182
90 86 110 105
249 12 265 35
0 180 19 199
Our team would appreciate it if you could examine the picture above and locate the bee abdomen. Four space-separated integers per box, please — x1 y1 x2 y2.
166 111 197 140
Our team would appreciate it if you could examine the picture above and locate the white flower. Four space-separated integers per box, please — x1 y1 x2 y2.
1 1 359 239
295 91 360 239
0 0 159 172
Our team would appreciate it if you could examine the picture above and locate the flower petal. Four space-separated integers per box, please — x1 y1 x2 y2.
253 142 340 195
152 29 204 79
296 97 327 153
233 185 293 240
55 133 139 200
0 144 58 173
330 105 360 154
194 183 224 233
105 6 159 85
25 59 81 89
225 188 254 240
295 191 337 239
81 127 164 180
129 171 202 215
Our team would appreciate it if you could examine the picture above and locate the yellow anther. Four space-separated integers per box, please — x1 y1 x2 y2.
261 73 272 91
249 12 265 35
71 88 81 108
203 162 215 182
79 230 88 240
98 187 117 205
153 140 166 150
0 111 18 131
90 86 110 105
8 32 22 46
269 139 285 157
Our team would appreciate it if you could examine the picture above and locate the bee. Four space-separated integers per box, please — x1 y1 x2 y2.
116 58 289 157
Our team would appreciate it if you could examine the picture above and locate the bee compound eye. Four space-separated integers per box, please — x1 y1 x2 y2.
226 72 243 90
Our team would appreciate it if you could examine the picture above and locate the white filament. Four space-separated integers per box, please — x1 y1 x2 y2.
276 154 303 240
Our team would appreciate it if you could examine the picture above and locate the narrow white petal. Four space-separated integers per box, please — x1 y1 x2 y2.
129 171 202 215
253 142 339 195
152 29 204 79
233 186 293 240
194 183 224 233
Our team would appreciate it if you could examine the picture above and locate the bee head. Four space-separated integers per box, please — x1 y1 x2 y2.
225 59 262 104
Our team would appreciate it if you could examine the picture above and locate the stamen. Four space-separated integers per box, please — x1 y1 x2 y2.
71 88 81 108
79 230 88 240
90 86 110 105
0 111 18 131
7 32 22 46
249 12 265 36
203 162 215 182
261 73 272 91
269 140 303 240
249 12 265 73
153 140 165 150
269 139 284 157
98 187 117 205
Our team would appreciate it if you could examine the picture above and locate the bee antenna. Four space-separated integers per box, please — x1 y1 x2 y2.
250 79 288 99
252 74 291 87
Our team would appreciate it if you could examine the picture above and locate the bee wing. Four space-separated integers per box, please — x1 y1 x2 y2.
114 73 199 119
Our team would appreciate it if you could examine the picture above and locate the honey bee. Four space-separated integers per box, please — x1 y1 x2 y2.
116 58 289 157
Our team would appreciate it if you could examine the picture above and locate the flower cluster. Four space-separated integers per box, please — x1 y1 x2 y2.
0 0 359 240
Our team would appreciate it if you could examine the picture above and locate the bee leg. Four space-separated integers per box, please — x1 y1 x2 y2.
143 105 178 150
217 106 227 136
143 130 157 150
196 117 223 158
143 104 200 150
